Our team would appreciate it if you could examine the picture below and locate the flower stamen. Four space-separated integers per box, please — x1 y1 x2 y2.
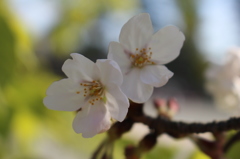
79 80 105 105
130 48 155 68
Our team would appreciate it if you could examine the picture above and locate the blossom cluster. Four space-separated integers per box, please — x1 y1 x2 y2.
43 13 185 138
206 48 240 111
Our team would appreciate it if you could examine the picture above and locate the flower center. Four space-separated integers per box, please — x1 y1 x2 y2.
130 47 155 68
79 80 106 105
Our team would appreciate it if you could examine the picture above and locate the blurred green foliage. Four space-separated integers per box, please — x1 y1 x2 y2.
49 0 139 55
0 2 16 87
226 141 240 159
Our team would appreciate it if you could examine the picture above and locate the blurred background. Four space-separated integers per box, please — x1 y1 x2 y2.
1 0 240 158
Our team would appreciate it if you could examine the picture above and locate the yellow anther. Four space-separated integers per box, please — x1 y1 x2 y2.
76 91 80 94
80 80 105 104
129 47 155 68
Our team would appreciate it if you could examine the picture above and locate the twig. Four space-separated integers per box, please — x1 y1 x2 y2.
223 131 240 153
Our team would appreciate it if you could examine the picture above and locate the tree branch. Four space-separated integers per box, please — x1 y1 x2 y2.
128 102 240 136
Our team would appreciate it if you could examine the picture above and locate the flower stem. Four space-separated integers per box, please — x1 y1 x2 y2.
223 131 240 153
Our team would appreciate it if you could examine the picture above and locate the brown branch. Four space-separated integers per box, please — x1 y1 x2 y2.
127 102 240 136
131 115 240 136
93 102 240 159
159 116 240 134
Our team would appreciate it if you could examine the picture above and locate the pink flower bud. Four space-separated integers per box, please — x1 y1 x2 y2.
167 98 179 117
153 98 180 119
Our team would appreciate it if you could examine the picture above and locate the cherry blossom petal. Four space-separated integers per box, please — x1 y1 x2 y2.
148 26 185 64
119 13 153 53
206 48 240 111
46 79 76 95
43 79 85 111
62 53 100 82
108 41 132 74
105 85 129 121
121 68 153 103
140 65 173 87
96 59 123 86
72 103 111 138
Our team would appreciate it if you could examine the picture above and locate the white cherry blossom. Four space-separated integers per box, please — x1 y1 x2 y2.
43 53 129 138
108 13 185 103
206 48 240 111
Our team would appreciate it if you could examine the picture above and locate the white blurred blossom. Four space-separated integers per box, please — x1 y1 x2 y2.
108 13 185 103
44 53 129 138
206 48 240 110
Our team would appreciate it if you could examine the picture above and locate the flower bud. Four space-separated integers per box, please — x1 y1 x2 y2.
167 98 179 117
153 98 179 119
